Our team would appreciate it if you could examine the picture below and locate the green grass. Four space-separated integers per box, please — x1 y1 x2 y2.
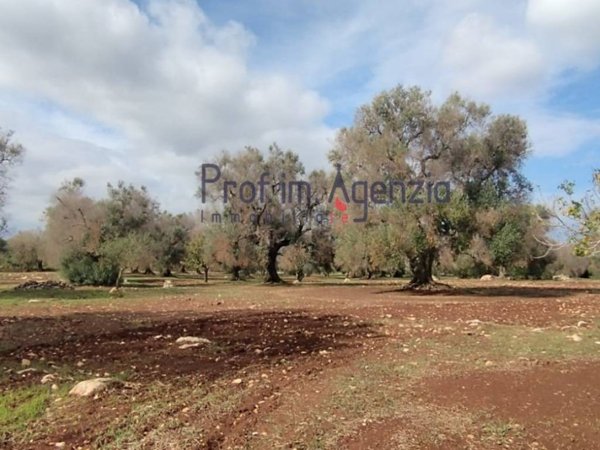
0 385 56 444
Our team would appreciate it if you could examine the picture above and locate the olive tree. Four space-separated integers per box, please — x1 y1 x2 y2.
330 86 531 288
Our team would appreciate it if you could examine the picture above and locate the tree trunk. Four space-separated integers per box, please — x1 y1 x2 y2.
230 266 241 281
264 247 282 283
162 267 172 277
115 267 124 288
203 265 209 283
407 249 437 288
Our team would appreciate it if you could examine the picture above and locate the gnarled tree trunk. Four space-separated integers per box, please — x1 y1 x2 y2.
264 246 282 283
407 248 439 289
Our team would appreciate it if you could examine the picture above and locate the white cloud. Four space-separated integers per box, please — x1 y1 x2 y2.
442 13 545 99
0 0 330 154
527 0 600 69
527 112 600 157
0 0 334 230
0 0 598 231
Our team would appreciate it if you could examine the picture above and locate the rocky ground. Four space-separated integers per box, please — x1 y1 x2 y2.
1 275 599 449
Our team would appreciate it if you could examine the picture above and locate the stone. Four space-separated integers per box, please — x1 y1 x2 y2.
109 287 123 297
69 378 123 397
480 274 494 281
178 343 201 349
552 274 570 281
21 358 31 367
41 374 57 384
175 336 211 345
567 334 582 342
163 280 174 289
231 378 243 385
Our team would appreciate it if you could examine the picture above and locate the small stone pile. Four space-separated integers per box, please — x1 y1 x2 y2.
13 280 74 291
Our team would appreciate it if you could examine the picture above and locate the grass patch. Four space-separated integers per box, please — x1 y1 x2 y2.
0 385 53 445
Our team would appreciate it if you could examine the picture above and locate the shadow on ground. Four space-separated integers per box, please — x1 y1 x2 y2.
0 309 378 383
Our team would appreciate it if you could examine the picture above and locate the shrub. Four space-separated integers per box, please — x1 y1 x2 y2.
60 250 120 286
454 254 487 278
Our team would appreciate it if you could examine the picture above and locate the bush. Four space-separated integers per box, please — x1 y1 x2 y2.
60 251 120 286
454 254 487 278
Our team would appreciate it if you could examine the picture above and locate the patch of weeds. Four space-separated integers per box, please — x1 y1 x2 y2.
481 419 524 446
0 385 53 445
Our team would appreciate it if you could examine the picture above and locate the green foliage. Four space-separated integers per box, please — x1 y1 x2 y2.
7 231 43 271
454 254 486 278
60 250 120 286
185 233 209 274
490 222 522 268
556 170 600 257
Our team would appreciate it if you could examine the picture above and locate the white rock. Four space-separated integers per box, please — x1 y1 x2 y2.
567 334 583 342
69 378 123 397
175 336 211 345
480 274 494 281
109 287 122 297
163 280 174 289
343 278 351 283
552 274 570 281
21 358 31 367
231 378 243 385
178 343 201 349
41 374 57 384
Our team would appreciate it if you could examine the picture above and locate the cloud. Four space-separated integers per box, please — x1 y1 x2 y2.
527 0 600 69
527 112 600 157
442 13 545 100
0 0 598 231
0 0 334 230
0 0 331 155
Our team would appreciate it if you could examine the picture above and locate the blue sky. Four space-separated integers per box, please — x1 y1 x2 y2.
0 0 599 231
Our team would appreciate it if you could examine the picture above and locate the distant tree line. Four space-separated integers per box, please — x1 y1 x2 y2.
1 86 598 286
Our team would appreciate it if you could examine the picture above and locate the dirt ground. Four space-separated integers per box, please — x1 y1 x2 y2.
1 274 599 449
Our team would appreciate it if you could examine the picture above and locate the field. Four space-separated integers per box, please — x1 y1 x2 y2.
1 273 600 449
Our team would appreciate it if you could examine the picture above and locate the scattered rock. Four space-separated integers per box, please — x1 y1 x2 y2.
292 279 301 284
69 378 123 397
343 278 351 283
577 321 588 328
41 374 57 384
109 287 123 297
231 378 243 385
484 360 495 367
552 274 570 281
163 280 174 289
567 334 583 342
175 336 211 345
14 280 73 291
21 358 31 367
178 343 201 349
54 442 66 449
480 274 494 281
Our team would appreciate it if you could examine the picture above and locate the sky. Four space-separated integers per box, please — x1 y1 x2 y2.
0 0 598 232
